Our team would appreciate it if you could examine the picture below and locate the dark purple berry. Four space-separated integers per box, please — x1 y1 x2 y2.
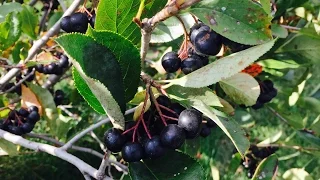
21 122 35 133
194 30 222 56
58 55 69 68
26 111 40 124
200 125 211 137
161 52 181 73
122 142 144 162
178 109 202 139
156 95 171 107
18 108 29 117
160 124 186 149
70 12 89 33
144 136 166 159
35 64 44 73
28 106 39 113
103 128 126 153
7 125 23 135
60 16 72 33
181 57 203 74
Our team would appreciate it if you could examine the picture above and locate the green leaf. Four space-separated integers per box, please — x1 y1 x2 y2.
56 34 125 129
0 2 23 23
252 154 278 180
95 0 166 44
129 151 204 180
166 85 223 107
278 34 320 64
300 97 320 114
168 40 276 88
87 29 141 102
19 5 38 39
283 168 314 180
48 11 63 29
192 101 249 157
258 131 283 145
72 68 105 114
190 0 272 45
297 130 320 147
0 12 22 50
258 59 302 69
12 41 30 63
151 13 195 43
271 24 288 38
0 138 18 156
219 73 260 106
259 0 271 16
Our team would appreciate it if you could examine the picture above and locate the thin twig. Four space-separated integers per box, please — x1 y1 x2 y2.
280 25 301 31
27 133 104 158
0 129 111 179
1 68 35 94
62 107 137 150
267 106 288 124
90 131 106 151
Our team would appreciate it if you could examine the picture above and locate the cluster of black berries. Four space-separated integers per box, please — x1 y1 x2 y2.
35 54 69 75
53 90 65 106
103 95 216 162
161 23 222 75
241 145 278 178
60 12 96 33
252 79 277 109
0 106 40 135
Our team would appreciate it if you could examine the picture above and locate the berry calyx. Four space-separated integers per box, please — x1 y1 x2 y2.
122 142 144 162
178 109 202 138
160 124 186 149
103 128 126 153
161 52 181 73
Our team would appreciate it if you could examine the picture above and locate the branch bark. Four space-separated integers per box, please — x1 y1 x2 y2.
0 129 112 179
0 0 82 90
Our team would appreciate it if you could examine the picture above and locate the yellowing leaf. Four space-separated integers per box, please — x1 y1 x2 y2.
21 84 42 115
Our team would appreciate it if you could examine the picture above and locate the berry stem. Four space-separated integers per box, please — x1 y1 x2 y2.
148 86 167 126
122 126 135 135
159 104 179 117
161 115 178 121
14 113 24 126
132 121 141 143
141 116 152 139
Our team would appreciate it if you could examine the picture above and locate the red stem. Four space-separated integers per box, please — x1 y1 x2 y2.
159 104 179 117
141 116 152 139
148 86 167 126
161 115 178 121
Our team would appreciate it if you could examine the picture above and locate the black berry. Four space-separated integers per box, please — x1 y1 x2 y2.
144 136 166 159
206 119 216 128
160 124 186 149
194 30 222 56
7 125 23 135
58 55 69 68
122 142 144 162
27 111 40 124
181 57 203 75
70 12 89 33
103 128 126 153
18 108 29 118
156 95 171 107
161 52 181 73
60 16 73 33
178 109 202 138
200 125 211 137
28 106 39 113
35 64 44 73
21 122 35 133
